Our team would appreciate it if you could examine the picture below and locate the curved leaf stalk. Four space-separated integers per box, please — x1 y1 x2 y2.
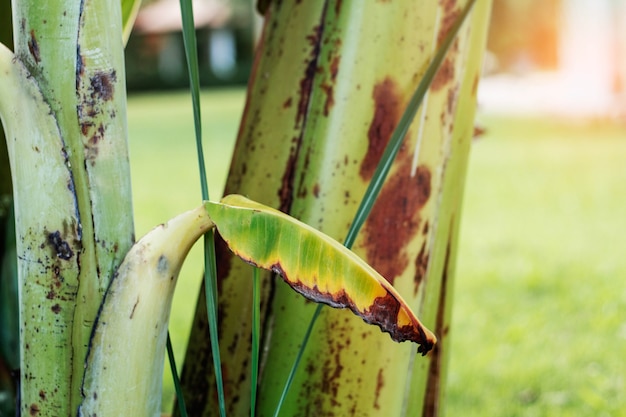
7 0 134 413
78 206 213 417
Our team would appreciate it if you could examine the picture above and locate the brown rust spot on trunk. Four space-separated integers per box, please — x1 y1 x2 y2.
362 160 432 284
431 57 455 91
360 77 402 180
280 13 328 211
320 53 341 116
278 149 298 213
414 241 429 294
374 368 384 409
296 24 323 129
431 4 461 91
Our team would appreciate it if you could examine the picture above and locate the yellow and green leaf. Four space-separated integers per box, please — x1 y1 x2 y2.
205 195 436 354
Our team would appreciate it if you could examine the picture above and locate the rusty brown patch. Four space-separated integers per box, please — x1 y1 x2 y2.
360 77 403 180
320 83 334 116
374 368 384 409
334 0 343 15
282 97 293 108
29 403 40 416
89 70 117 101
278 148 298 213
28 30 41 63
296 24 323 129
438 3 461 44
320 53 341 116
313 183 320 198
51 304 61 314
431 57 455 91
362 161 432 283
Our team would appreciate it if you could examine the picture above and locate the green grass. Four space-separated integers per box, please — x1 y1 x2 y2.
126 89 626 416
447 116 626 417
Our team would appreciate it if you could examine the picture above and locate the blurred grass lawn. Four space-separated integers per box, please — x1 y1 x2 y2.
127 90 626 416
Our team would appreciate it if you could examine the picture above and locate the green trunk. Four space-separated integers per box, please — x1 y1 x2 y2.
1 0 134 414
179 0 492 416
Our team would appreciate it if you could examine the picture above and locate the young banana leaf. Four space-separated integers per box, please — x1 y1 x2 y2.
206 195 436 354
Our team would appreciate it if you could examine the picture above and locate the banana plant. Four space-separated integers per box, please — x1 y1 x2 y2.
0 0 462 416
178 0 492 416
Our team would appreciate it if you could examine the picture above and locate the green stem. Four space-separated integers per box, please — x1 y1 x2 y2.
250 267 261 417
167 333 188 417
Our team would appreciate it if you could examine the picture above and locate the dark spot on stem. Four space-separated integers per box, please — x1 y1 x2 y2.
89 70 117 101
129 298 139 319
295 24 323 129
29 403 40 415
157 255 169 274
51 304 61 314
47 231 74 260
320 54 341 116
278 149 298 213
374 368 384 409
414 241 429 294
313 183 320 198
28 30 41 63
76 46 85 83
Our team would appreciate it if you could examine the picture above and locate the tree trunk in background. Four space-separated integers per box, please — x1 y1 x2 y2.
178 1 492 416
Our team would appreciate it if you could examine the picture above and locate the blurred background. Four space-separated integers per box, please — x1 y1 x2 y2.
1 0 624 415
123 0 626 416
